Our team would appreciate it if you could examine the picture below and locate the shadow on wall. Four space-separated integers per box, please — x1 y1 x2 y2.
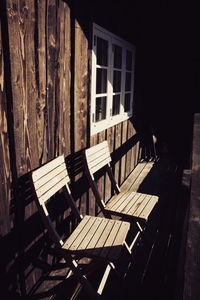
0 152 90 299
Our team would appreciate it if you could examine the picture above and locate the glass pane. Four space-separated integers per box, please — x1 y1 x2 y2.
97 37 108 66
96 68 107 94
124 93 131 112
126 50 132 71
113 71 121 92
96 97 107 122
112 95 120 116
114 45 122 69
125 72 131 91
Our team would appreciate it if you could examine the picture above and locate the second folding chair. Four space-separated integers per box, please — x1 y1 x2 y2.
83 140 159 250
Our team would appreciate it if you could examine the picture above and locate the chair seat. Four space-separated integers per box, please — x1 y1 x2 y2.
63 215 130 262
105 192 158 221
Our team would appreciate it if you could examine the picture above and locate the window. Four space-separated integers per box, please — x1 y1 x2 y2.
91 24 136 135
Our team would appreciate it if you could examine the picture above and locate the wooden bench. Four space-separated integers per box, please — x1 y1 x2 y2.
83 141 159 250
31 155 132 299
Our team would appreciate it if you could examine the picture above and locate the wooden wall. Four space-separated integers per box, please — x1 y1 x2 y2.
0 0 141 297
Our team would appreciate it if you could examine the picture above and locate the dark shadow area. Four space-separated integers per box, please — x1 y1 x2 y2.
111 133 140 165
0 152 90 299
122 158 190 300
70 0 199 171
132 1 200 170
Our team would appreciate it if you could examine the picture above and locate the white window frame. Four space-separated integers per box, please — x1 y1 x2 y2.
91 23 136 136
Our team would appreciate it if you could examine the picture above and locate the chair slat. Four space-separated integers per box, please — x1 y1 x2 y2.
106 192 136 212
100 220 123 258
32 155 66 181
85 218 110 251
87 151 111 170
114 193 140 213
85 141 108 157
38 177 68 205
68 216 97 251
85 142 111 174
34 162 68 190
108 222 130 261
77 217 103 251
92 219 116 256
140 195 158 221
35 168 68 197
133 194 152 218
90 157 111 175
86 145 111 164
125 193 147 216
120 193 141 214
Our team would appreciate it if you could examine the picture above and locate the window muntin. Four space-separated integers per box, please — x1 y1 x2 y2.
91 24 135 135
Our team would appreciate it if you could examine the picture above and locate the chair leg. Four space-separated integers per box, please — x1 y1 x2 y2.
127 222 143 252
67 257 101 300
97 263 112 295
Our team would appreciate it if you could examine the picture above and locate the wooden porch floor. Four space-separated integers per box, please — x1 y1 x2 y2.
31 155 189 300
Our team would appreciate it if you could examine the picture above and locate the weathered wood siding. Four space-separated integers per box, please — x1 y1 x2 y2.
0 1 141 297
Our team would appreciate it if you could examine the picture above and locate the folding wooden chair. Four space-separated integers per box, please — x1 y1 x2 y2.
31 155 131 299
83 141 159 250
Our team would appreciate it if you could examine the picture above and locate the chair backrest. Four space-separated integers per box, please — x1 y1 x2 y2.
83 141 120 217
31 155 82 247
84 141 111 176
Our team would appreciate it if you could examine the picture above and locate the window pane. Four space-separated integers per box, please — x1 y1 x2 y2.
112 95 120 116
126 50 132 71
124 93 131 112
96 97 107 122
96 68 107 93
125 72 131 91
114 45 122 69
97 37 108 66
113 71 121 92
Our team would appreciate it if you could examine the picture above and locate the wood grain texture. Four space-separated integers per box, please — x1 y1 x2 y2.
1 1 141 295
7 0 39 175
0 21 12 236
74 20 88 152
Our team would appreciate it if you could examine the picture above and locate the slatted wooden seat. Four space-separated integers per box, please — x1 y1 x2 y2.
31 155 131 299
83 141 159 250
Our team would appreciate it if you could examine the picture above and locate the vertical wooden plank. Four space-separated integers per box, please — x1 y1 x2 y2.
0 21 12 236
89 134 98 215
106 126 114 153
129 120 137 172
60 1 71 156
74 19 88 152
6 0 28 176
97 130 106 205
6 1 42 295
120 120 128 185
37 0 48 164
56 1 71 157
7 0 39 176
73 18 89 216
25 1 40 171
114 123 121 185
46 0 57 160
125 120 132 178
105 127 114 201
